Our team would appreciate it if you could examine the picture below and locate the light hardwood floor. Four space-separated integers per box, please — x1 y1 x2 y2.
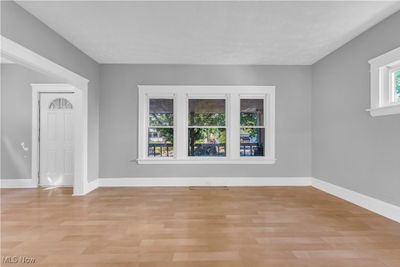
1 187 400 267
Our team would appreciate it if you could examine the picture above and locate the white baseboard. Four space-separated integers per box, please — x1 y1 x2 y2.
98 177 312 187
312 178 400 223
84 179 99 194
0 179 37 188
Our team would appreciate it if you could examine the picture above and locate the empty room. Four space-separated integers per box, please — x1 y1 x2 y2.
1 0 400 266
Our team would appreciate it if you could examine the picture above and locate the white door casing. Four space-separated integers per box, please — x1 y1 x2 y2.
39 93 75 186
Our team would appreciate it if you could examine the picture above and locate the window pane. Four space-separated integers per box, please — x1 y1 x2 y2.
149 99 173 126
394 70 400 102
240 99 264 126
188 128 226 156
189 99 225 126
148 128 173 157
240 128 265 157
49 98 73 109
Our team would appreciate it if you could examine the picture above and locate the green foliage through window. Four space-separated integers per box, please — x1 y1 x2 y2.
189 99 225 126
189 113 225 126
148 128 173 157
149 113 173 126
240 113 259 126
240 99 264 126
240 128 265 157
188 128 226 156
149 99 173 126
395 70 400 102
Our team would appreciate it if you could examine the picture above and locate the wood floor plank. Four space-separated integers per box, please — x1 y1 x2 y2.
1 186 399 266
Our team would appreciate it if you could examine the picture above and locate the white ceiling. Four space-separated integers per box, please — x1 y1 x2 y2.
16 1 400 65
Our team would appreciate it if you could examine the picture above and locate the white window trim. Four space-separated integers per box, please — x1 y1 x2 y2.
137 86 276 164
368 47 400 117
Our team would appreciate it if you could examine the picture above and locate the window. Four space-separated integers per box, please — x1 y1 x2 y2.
240 99 265 157
148 98 174 157
188 99 226 157
49 98 73 109
390 68 400 103
138 86 275 164
368 47 400 116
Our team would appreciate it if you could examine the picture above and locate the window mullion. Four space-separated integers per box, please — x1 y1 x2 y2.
138 92 148 160
266 93 275 159
381 67 390 106
230 93 240 159
176 92 186 159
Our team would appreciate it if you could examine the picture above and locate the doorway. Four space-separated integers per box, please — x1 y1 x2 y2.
39 93 75 187
2 36 89 195
31 83 84 194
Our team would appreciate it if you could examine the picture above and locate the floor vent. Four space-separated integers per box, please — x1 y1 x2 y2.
189 186 229 190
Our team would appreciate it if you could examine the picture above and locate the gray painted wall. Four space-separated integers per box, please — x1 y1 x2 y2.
2 1 398 208
312 11 400 206
1 64 59 179
99 65 312 178
1 1 100 182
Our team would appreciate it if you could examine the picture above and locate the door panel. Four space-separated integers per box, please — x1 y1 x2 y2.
47 150 57 173
64 149 74 174
39 93 75 187
47 113 57 140
64 113 73 141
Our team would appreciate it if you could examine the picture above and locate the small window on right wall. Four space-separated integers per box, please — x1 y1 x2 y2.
368 47 400 116
391 68 400 104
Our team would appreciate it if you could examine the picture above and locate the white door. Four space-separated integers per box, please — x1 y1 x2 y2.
39 93 75 186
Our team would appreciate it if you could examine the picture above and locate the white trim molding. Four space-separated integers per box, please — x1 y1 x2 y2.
368 46 400 116
367 104 400 117
1 35 90 196
0 36 88 88
85 179 99 194
137 159 276 165
99 177 311 187
312 178 400 223
0 179 37 188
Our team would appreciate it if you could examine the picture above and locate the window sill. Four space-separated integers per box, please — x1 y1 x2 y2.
367 104 400 117
136 158 276 165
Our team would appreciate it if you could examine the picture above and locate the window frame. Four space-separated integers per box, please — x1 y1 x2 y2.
187 95 228 158
139 93 177 161
368 47 400 116
138 86 275 164
147 97 175 158
239 95 266 157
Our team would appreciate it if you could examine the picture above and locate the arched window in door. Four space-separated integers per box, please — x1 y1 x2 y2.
48 98 73 110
